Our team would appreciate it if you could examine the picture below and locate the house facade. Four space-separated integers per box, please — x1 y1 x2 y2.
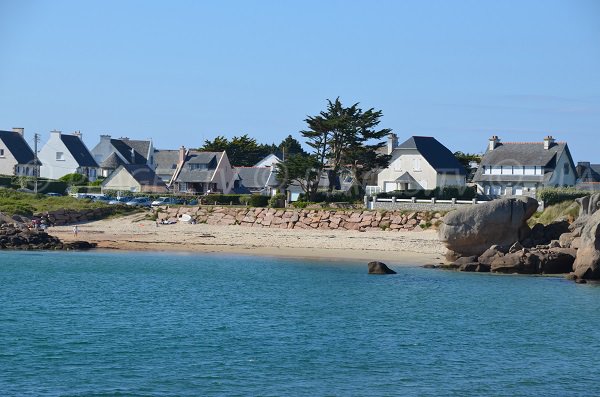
159 146 234 194
101 164 167 193
233 166 279 195
39 130 99 181
91 135 154 177
472 135 577 198
377 135 466 193
254 154 281 168
0 128 41 177
575 162 600 192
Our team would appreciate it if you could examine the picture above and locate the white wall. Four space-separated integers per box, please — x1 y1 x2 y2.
211 152 235 194
102 168 142 192
547 152 576 187
0 141 18 175
39 132 80 180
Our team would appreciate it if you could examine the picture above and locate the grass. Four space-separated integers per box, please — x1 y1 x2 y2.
528 200 580 226
0 188 138 217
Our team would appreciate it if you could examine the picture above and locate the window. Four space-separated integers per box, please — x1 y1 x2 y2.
0 149 4 157
413 158 421 171
56 152 65 161
189 163 207 170
564 163 570 175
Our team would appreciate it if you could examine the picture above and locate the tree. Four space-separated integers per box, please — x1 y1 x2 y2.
59 173 89 186
454 151 481 183
199 134 273 166
303 98 391 193
277 135 307 159
274 154 321 199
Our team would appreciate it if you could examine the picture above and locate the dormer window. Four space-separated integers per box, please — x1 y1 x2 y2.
56 152 65 161
189 163 208 170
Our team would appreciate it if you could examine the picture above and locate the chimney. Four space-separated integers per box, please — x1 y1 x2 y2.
488 135 500 151
179 145 186 164
387 133 398 155
51 130 62 138
544 135 555 150
73 131 82 140
100 134 111 142
12 127 24 137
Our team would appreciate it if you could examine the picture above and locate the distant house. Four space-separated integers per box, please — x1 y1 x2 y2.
254 154 281 168
90 135 154 177
39 131 99 181
0 128 41 177
101 164 167 193
233 166 279 195
472 135 576 197
157 146 234 194
576 162 600 192
377 134 466 192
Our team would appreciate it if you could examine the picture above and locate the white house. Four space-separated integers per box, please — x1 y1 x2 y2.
39 130 99 181
101 164 167 193
472 135 577 197
0 128 41 177
254 153 281 168
377 135 466 192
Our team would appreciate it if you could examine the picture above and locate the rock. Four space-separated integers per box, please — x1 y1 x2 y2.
478 245 509 266
491 252 540 274
573 193 600 229
575 279 588 284
559 232 578 248
509 241 524 253
532 248 577 274
368 261 397 275
454 256 478 265
458 262 480 272
438 197 538 257
573 209 600 279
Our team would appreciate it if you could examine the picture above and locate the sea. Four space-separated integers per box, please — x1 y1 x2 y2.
0 250 599 397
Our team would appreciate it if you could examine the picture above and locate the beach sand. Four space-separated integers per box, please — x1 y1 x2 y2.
50 214 446 265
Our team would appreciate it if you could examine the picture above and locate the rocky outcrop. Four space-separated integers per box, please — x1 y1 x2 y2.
572 210 600 279
0 222 96 250
368 261 397 274
438 197 538 257
154 206 443 233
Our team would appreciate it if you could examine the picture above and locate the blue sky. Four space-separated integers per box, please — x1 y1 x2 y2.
0 0 599 160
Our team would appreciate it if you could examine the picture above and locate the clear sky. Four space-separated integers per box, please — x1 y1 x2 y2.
1 0 599 161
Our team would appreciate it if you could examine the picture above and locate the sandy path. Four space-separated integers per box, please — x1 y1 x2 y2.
50 214 446 265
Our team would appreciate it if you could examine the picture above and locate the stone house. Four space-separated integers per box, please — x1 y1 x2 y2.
472 135 576 197
0 128 41 177
101 164 167 193
39 130 99 181
377 135 466 193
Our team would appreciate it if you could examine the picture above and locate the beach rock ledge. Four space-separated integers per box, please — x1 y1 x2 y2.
368 261 397 275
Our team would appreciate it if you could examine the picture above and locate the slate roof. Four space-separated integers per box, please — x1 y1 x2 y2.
235 167 272 189
0 130 39 165
185 151 219 165
473 141 575 183
153 150 179 176
395 136 466 175
116 164 166 188
110 138 149 165
100 152 126 169
60 135 98 167
394 172 418 183
577 163 600 183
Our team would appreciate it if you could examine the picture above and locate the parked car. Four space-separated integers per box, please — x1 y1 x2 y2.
126 197 152 207
45 192 62 197
92 195 112 203
108 197 132 205
151 197 180 206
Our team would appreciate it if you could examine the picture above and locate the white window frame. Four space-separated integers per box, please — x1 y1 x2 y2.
413 158 421 172
56 152 65 161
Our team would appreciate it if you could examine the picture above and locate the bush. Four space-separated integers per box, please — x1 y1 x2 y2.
70 186 102 194
248 194 269 207
292 201 311 209
269 193 286 208
537 187 590 206
59 173 89 186
297 191 352 203
376 186 477 200
239 195 251 206
0 175 12 187
0 203 35 217
201 194 245 205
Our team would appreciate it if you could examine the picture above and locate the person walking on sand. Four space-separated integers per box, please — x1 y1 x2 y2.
72 225 78 237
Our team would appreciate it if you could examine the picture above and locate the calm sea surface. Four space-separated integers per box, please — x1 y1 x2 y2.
1 250 599 396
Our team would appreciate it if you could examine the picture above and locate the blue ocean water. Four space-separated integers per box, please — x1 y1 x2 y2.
0 251 599 396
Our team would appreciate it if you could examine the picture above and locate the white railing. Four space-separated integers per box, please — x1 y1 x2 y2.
366 196 488 209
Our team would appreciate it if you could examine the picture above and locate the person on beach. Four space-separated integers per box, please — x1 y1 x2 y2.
72 225 78 237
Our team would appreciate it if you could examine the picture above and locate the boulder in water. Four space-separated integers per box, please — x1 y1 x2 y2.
368 261 397 275
572 209 600 279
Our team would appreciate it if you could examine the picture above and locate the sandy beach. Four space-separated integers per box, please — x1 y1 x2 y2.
50 214 446 265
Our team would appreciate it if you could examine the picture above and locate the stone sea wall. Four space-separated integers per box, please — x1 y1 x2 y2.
154 206 445 232
34 207 117 226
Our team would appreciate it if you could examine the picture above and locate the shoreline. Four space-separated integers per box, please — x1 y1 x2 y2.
48 214 446 265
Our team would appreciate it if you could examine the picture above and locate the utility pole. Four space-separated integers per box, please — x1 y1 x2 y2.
33 133 40 193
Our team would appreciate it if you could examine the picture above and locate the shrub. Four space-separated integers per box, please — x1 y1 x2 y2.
248 194 269 207
297 191 351 203
269 193 286 208
239 195 251 206
376 185 477 200
0 203 35 217
537 187 589 206
292 201 311 209
70 186 102 194
59 173 89 186
200 194 247 205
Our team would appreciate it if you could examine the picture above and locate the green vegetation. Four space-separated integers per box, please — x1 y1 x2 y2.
0 188 132 217
0 175 67 195
59 173 89 186
376 186 477 200
529 200 580 226
537 187 590 206
268 193 286 208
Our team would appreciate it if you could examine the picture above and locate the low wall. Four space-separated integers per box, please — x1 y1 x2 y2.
35 207 118 226
154 206 446 232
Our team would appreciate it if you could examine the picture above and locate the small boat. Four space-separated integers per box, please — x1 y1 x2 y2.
179 214 192 224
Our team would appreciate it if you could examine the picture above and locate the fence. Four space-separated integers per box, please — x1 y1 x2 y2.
365 195 487 211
